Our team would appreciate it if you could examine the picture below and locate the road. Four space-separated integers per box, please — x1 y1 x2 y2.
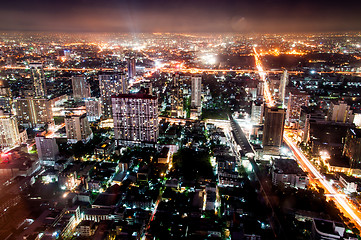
283 132 361 230
253 46 361 231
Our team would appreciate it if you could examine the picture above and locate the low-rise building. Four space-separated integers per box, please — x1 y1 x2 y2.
158 147 170 164
271 158 309 189
76 220 97 237
338 173 359 193
311 218 346 240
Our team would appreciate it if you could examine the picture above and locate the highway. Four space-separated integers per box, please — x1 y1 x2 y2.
284 133 361 230
253 47 276 107
252 45 361 231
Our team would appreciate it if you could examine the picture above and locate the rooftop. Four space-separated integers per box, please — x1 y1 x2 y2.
273 158 306 175
112 93 157 100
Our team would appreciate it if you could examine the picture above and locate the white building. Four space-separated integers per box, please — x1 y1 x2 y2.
65 113 93 144
112 93 158 146
0 110 20 150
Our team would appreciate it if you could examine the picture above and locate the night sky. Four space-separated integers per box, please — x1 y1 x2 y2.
0 0 360 33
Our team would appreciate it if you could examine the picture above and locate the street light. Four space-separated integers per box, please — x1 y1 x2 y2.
320 151 330 161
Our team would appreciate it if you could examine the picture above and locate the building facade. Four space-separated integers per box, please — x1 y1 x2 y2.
271 158 309 189
191 76 202 108
127 57 136 80
170 74 184 118
286 89 310 126
65 113 93 144
72 75 91 100
99 72 127 118
343 128 361 169
0 110 20 150
84 98 102 122
35 135 59 166
251 100 264 124
263 107 286 154
279 69 288 106
0 79 12 113
15 98 53 128
112 93 158 146
328 101 354 123
30 62 47 97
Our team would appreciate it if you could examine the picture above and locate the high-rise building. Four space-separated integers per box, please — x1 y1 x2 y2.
30 63 47 97
343 128 361 170
35 135 59 166
251 101 264 124
191 76 202 108
170 74 184 118
15 98 53 128
190 76 202 119
112 93 158 146
263 107 286 153
328 101 354 123
279 69 288 106
99 72 127 118
286 89 310 126
127 57 136 80
0 110 20 150
84 98 102 122
0 79 12 113
65 113 93 144
72 75 91 100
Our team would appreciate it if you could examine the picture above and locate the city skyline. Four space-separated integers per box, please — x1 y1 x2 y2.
0 0 360 33
0 2 361 237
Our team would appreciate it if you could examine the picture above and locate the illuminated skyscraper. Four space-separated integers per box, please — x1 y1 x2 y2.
263 107 286 154
286 89 310 126
65 113 93 144
190 76 202 119
170 74 184 118
30 63 47 97
279 69 288 106
343 128 361 169
0 79 12 113
72 75 91 100
112 93 158 146
191 76 202 108
127 57 136 80
99 72 127 118
15 98 53 128
251 100 264 124
0 110 20 150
